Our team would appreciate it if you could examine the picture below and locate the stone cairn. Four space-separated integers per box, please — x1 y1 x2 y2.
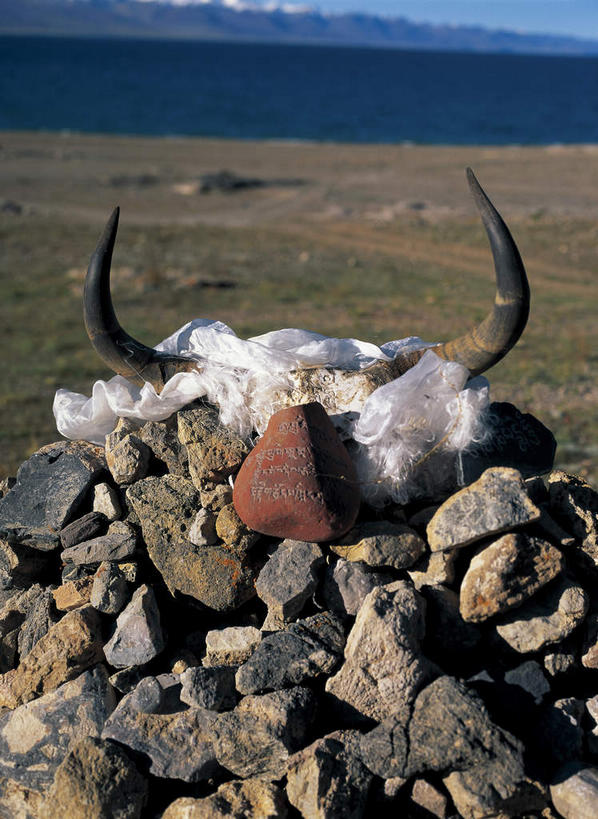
0 398 597 819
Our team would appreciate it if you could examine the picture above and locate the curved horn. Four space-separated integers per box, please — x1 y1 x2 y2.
84 208 196 391
432 167 530 376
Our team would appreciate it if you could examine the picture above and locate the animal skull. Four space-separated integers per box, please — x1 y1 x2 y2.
84 168 529 415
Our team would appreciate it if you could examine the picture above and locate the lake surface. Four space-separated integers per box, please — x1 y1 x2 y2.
1 35 597 143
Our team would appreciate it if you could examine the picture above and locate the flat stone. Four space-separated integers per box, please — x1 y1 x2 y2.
61 520 138 566
52 576 94 611
203 626 262 666
460 402 556 484
325 581 433 722
213 686 317 779
496 575 589 653
504 660 551 704
286 730 373 818
104 584 165 669
549 471 598 572
328 520 425 570
426 467 540 552
0 441 106 550
139 415 189 477
105 424 150 485
42 736 148 819
92 482 122 521
233 402 360 542
162 780 288 819
188 507 218 547
459 533 564 622
178 404 249 488
127 475 257 612
255 539 324 630
236 611 345 694
0 605 104 709
180 665 237 710
0 666 116 791
102 687 221 783
60 511 109 549
550 763 598 819
320 558 394 616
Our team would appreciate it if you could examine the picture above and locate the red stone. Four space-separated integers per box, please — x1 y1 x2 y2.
233 402 360 542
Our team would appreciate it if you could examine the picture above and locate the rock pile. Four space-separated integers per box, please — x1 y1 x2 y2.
0 400 597 818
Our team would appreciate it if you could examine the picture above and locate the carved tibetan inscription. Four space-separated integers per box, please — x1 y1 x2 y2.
233 402 360 542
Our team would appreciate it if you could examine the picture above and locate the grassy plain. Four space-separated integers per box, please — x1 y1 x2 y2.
1 132 598 482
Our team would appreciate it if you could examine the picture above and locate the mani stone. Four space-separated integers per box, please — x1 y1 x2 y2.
60 511 109 550
213 686 317 779
91 561 130 615
233 402 360 542
0 605 104 709
325 581 433 723
180 665 237 710
0 666 116 791
92 482 122 521
61 520 138 565
127 475 256 612
162 780 288 819
426 467 540 552
42 736 148 819
328 520 426 570
203 626 262 666
178 403 249 488
285 730 373 819
0 441 106 551
320 558 394 616
255 539 325 630
548 471 598 572
102 687 221 783
550 763 598 819
235 611 345 695
459 533 564 623
496 575 589 654
104 584 165 669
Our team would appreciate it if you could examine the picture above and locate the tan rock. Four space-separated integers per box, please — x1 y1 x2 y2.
215 502 259 552
329 521 425 570
105 419 150 486
178 405 249 489
550 763 598 819
162 780 287 818
52 577 94 612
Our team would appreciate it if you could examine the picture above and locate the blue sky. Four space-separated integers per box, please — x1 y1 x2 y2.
301 1 598 40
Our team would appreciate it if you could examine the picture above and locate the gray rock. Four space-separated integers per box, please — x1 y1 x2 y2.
105 426 150 486
325 581 434 722
496 575 589 653
0 666 116 790
0 441 106 550
180 665 237 710
109 666 146 695
62 520 138 566
549 471 598 571
0 538 49 585
443 768 547 819
504 660 551 704
459 533 564 622
178 404 249 488
544 639 579 678
0 585 52 673
102 688 221 782
213 686 317 779
286 730 373 818
550 763 598 819
236 611 345 694
189 508 218 547
203 626 262 666
127 476 256 612
92 482 122 521
42 736 147 819
139 416 189 477
91 561 130 615
320 559 394 616
127 674 183 715
328 521 426 570
359 700 412 779
18 588 59 659
104 584 165 669
60 511 109 549
256 539 324 630
426 467 540 552
162 779 288 819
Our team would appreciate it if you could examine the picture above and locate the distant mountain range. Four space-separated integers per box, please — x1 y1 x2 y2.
2 0 598 56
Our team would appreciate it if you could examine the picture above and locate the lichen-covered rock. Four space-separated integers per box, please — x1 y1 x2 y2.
162 779 288 819
0 605 104 709
426 467 540 552
550 763 598 819
178 404 249 488
459 533 564 622
325 581 434 722
41 736 147 819
236 611 345 694
329 521 426 570
286 730 373 818
0 666 116 791
255 539 324 630
127 475 256 612
213 686 317 779
581 613 598 669
0 441 106 550
103 584 165 669
203 626 262 666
